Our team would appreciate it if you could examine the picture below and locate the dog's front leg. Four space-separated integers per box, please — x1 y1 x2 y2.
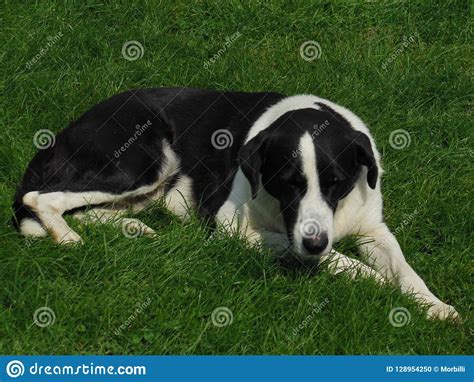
359 223 459 320
245 229 290 252
320 250 386 284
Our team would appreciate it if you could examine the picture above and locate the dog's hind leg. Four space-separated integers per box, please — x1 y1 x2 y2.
22 190 141 244
23 191 82 244
73 208 126 224
73 208 156 237
162 175 195 221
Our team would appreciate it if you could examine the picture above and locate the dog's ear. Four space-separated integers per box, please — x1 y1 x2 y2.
238 131 267 199
353 132 378 189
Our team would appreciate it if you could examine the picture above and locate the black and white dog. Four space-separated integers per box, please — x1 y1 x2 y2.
13 88 458 320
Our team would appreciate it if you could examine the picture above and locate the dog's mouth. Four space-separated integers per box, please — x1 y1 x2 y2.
278 251 323 273
294 249 331 263
289 244 330 261
286 234 332 264
293 240 332 259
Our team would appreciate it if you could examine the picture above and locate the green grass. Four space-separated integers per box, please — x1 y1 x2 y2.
0 1 472 355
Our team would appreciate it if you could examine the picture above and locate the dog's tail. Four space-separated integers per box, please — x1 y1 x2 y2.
11 189 47 238
12 144 57 237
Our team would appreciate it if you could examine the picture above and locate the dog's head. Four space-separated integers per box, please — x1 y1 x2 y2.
239 106 378 258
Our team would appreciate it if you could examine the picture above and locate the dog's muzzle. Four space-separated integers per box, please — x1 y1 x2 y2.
302 232 329 255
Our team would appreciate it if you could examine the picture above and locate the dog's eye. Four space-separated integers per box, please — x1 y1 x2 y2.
329 176 340 185
290 176 306 189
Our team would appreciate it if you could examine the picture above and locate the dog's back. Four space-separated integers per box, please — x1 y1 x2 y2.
12 88 283 235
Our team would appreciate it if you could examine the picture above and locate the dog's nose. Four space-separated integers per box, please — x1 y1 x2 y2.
302 233 329 254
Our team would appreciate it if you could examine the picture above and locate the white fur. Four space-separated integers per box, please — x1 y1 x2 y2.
217 94 458 320
310 95 382 168
22 139 179 244
292 133 333 256
321 250 386 284
217 95 326 234
160 141 181 180
164 175 195 220
19 218 47 237
73 208 155 236
22 95 458 320
245 95 322 143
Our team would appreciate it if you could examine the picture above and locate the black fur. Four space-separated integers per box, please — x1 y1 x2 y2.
238 106 377 243
12 88 284 228
13 88 375 239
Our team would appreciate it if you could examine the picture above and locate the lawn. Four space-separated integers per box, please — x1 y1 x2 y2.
0 1 472 355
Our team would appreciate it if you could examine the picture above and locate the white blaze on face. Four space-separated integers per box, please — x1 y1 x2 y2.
292 133 333 256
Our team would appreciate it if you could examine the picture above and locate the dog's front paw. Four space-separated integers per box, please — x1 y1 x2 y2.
59 230 84 245
427 303 460 321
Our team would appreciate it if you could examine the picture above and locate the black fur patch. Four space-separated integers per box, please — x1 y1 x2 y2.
13 88 376 239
